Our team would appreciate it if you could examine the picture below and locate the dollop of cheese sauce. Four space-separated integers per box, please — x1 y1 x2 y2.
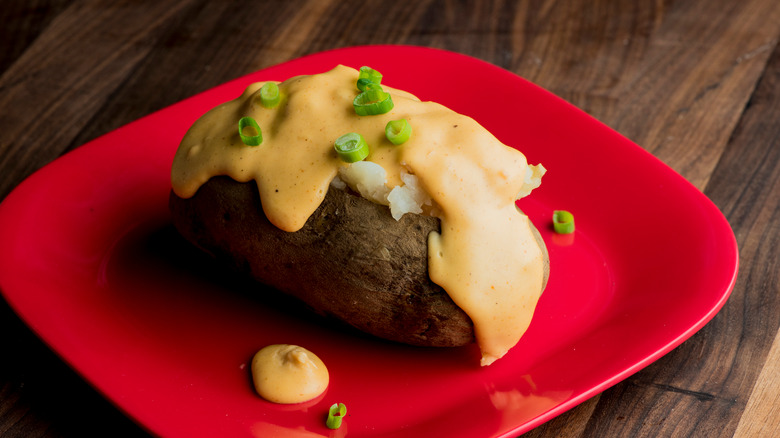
171 65 546 365
251 344 329 404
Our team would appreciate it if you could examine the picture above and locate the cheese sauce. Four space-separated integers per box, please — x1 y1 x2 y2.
251 344 329 404
171 66 546 365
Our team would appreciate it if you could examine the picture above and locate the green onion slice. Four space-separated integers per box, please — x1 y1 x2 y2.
353 90 394 116
385 119 412 145
326 403 347 429
259 82 280 108
358 66 383 85
357 78 383 92
238 117 262 146
334 132 369 163
553 210 575 234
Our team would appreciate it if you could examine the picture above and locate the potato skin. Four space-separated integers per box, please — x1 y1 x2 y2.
170 176 550 348
169 176 476 347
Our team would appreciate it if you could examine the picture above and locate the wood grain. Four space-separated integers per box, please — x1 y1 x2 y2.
0 0 198 197
712 40 780 438
1 0 778 436
735 329 780 437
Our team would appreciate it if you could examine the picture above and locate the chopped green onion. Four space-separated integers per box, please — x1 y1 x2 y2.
259 82 280 108
334 132 369 163
353 89 394 116
553 210 575 234
358 66 383 85
357 78 383 92
353 66 391 115
238 117 262 146
326 403 347 429
385 119 412 145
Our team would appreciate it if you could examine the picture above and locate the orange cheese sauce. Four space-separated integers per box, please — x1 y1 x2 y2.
251 344 329 404
171 65 546 365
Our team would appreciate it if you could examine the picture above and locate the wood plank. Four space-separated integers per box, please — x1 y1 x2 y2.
504 0 780 191
509 0 672 94
64 0 334 153
710 35 780 438
602 0 780 190
0 0 198 201
0 0 71 73
735 328 780 437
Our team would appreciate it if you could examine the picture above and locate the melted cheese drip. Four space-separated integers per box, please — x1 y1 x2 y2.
171 65 546 365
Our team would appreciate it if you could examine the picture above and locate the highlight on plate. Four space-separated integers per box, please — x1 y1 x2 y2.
169 65 549 368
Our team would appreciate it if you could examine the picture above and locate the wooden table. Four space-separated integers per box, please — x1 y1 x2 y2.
1 1 778 436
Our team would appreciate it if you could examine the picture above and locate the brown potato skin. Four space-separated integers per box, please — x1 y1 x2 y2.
169 176 549 347
170 176 474 346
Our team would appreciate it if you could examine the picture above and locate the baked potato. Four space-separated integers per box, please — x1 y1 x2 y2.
169 176 549 348
170 176 471 346
170 65 549 365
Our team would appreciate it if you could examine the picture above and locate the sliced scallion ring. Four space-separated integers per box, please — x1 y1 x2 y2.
358 66 383 85
553 210 575 234
259 82 280 108
326 403 347 429
334 132 369 162
353 89 394 116
385 119 412 145
238 117 262 146
357 78 383 92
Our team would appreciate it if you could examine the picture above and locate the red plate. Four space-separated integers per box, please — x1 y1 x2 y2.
0 46 738 437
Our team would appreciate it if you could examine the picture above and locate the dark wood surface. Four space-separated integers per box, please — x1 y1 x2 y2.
1 0 779 436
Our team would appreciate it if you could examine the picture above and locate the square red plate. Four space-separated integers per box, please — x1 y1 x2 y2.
0 46 738 437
